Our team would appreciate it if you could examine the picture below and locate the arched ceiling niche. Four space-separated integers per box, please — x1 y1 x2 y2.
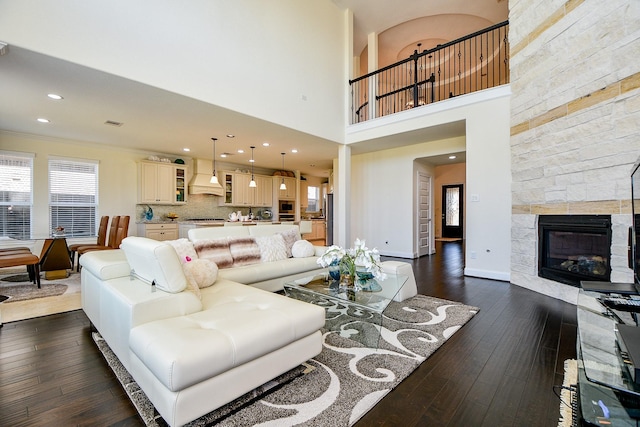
358 14 501 76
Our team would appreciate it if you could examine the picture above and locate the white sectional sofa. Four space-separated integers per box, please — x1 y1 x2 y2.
187 224 327 292
80 224 326 427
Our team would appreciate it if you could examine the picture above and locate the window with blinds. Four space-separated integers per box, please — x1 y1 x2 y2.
49 158 98 238
0 152 33 239
307 186 320 212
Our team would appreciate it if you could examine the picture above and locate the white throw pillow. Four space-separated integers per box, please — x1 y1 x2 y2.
183 258 218 289
166 238 198 263
291 239 315 258
255 234 288 262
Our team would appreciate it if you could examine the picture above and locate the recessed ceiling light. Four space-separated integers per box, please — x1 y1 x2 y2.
237 149 244 154
291 149 298 153
449 155 456 159
220 153 227 158
262 142 270 147
37 118 50 123
226 134 234 138
47 93 63 100
183 148 190 152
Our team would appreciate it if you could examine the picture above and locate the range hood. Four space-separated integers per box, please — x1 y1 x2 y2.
188 159 224 196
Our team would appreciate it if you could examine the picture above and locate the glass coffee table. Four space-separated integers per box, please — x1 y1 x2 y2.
283 270 408 348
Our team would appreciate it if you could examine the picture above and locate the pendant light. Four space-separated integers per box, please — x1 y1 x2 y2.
210 137 219 184
249 146 257 187
279 153 287 190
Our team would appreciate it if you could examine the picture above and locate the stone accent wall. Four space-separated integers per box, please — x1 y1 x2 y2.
510 0 640 303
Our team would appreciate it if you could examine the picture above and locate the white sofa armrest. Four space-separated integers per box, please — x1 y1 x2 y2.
314 245 328 256
381 261 418 302
80 249 130 280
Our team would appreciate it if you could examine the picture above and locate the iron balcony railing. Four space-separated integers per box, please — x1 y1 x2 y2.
349 21 509 124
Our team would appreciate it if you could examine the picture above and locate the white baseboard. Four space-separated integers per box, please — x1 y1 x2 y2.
464 268 510 282
379 250 415 259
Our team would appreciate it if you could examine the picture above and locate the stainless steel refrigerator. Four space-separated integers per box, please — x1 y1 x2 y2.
325 193 333 245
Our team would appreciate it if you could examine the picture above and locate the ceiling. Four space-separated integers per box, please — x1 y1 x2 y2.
0 1 506 176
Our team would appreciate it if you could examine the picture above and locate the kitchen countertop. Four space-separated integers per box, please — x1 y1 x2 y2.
178 220 299 226
136 220 180 224
137 219 312 226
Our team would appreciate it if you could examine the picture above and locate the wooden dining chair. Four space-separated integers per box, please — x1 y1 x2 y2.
76 216 120 271
68 215 109 269
76 216 131 271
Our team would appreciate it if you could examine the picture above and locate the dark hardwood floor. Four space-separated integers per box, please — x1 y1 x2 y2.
0 241 577 426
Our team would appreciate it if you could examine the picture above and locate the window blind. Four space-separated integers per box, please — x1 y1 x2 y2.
0 152 33 239
49 158 98 238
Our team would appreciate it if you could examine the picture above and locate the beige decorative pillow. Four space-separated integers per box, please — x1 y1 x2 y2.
183 274 202 299
166 238 198 263
278 228 301 258
292 239 315 258
256 234 288 262
183 258 218 290
194 237 233 269
228 237 261 267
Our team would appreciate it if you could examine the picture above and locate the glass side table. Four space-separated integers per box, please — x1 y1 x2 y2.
577 290 640 425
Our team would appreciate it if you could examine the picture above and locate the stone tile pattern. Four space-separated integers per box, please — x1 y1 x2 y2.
509 0 640 302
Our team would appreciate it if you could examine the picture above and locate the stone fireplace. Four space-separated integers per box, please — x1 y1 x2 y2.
511 211 632 303
508 1 639 304
537 215 612 287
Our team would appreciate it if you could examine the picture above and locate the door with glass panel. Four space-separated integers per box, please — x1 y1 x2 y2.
441 184 463 238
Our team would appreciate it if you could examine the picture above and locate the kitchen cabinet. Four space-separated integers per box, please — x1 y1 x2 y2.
254 175 273 207
276 176 297 200
299 181 308 210
303 220 326 245
138 161 187 205
220 172 234 205
138 223 178 241
234 173 253 206
219 172 273 207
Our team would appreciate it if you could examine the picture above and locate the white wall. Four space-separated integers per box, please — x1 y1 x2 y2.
351 137 464 257
464 94 511 281
347 87 512 280
0 0 347 143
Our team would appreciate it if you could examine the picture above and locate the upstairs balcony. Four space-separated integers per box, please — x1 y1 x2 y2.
349 21 509 124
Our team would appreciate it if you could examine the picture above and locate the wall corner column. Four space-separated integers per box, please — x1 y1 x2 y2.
367 32 378 121
336 144 351 247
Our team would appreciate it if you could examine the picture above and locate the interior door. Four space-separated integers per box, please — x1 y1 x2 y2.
442 184 463 238
417 172 431 256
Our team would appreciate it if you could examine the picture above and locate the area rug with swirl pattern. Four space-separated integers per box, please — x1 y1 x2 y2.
94 294 478 426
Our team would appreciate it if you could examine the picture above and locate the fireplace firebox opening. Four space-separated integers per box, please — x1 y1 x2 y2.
537 215 612 287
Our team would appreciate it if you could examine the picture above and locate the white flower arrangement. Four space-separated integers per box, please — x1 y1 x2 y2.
317 238 386 280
